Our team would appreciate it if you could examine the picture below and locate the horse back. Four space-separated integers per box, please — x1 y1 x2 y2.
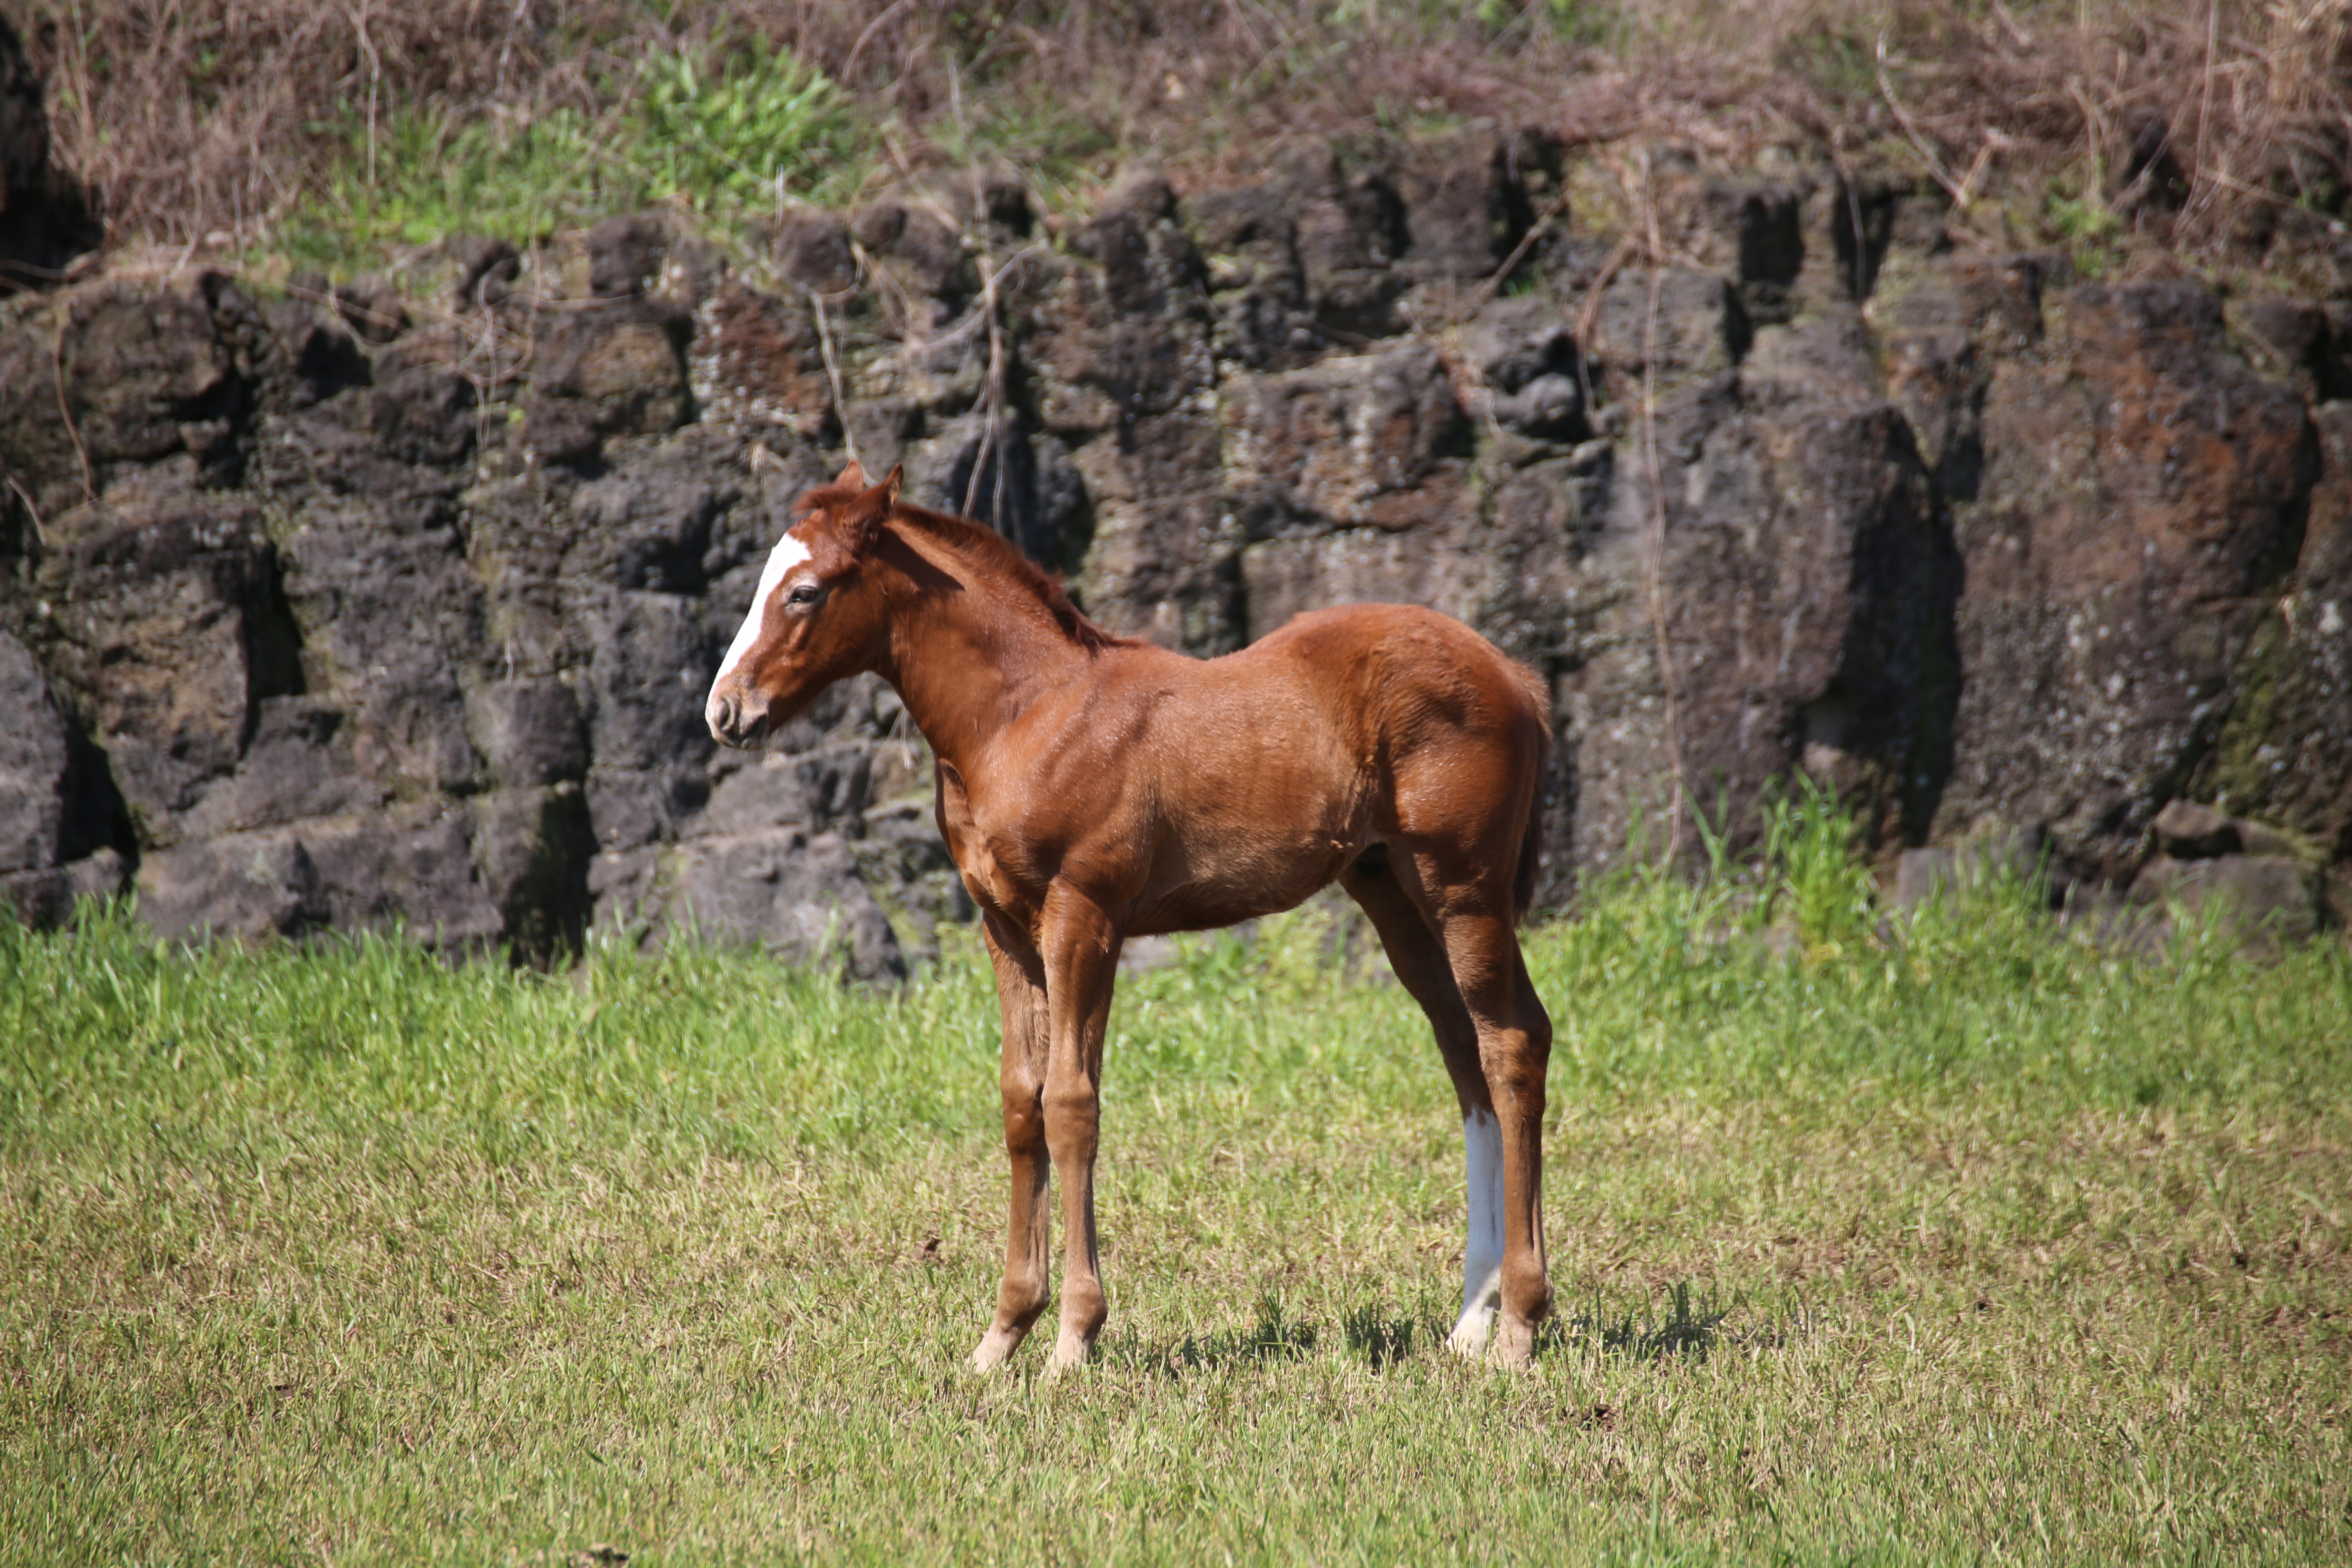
1240 603 1548 752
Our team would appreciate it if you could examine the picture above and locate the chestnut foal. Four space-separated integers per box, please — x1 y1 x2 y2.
706 464 1556 1370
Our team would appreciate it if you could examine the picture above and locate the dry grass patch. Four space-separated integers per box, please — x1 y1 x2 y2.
18 1 2351 281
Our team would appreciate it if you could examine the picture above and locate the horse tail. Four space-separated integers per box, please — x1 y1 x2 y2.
1511 663 1550 926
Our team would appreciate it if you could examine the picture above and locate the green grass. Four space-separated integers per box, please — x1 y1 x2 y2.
4 861 2350 1564
2044 164 2125 280
281 41 862 275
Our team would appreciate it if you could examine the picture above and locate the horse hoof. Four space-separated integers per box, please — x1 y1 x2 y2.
1047 1332 1095 1374
1447 1300 1498 1357
1488 1316 1537 1368
971 1327 1025 1372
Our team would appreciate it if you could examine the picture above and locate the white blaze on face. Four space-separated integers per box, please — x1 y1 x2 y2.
711 527 813 696
1448 1105 1506 1354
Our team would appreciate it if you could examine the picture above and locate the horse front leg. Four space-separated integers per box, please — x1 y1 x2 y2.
973 912 1052 1372
1038 885 1122 1371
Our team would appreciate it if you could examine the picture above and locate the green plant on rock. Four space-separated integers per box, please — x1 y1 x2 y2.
630 42 855 212
2045 165 2123 276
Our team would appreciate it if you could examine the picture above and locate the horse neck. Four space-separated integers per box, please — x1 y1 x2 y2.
870 521 1094 770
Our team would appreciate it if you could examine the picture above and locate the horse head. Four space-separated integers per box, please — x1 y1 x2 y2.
705 460 901 748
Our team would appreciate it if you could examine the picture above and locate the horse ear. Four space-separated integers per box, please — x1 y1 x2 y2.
843 464 902 555
835 459 868 491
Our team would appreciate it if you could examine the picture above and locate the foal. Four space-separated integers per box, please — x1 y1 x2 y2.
706 463 1556 1369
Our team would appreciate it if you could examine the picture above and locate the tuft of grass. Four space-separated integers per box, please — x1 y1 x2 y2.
1759 775 1879 951
4 837 2349 1561
629 42 858 214
283 107 604 269
2045 166 2125 277
1675 775 1881 957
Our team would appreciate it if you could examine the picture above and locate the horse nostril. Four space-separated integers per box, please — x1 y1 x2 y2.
708 685 773 748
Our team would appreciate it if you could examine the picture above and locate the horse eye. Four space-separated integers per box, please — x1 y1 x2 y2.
786 583 821 606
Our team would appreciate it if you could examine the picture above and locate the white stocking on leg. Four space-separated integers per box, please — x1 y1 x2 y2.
1448 1106 1505 1353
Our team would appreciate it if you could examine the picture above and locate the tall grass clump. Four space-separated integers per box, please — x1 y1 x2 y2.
1541 782 2347 1116
631 43 852 211
0 903 1002 1172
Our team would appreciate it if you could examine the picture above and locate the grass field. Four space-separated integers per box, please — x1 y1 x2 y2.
4 863 2350 1564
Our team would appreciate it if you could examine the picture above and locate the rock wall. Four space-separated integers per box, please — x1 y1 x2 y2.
3 132 2348 964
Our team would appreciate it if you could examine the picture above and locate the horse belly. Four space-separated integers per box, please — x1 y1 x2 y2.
1152 859 1351 935
1135 773 1362 934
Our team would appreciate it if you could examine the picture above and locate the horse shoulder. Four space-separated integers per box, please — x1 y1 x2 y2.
933 757 1023 917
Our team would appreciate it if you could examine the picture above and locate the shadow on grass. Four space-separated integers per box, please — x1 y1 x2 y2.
1344 1280 1742 1370
1113 1293 1320 1376
1548 1280 1732 1364
1341 1304 1419 1370
1109 1280 1754 1376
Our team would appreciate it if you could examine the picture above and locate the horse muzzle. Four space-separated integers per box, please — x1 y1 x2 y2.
705 683 772 749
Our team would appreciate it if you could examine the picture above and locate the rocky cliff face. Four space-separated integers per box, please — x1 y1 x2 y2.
3 133 2347 964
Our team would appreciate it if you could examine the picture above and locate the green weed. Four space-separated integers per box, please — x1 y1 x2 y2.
2045 165 2124 276
1777 27 1879 100
631 43 855 214
1481 0 1612 46
1337 0 1608 42
1758 775 1880 949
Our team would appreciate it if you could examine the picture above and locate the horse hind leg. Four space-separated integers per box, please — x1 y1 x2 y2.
1456 1101 1507 1354
1339 856 1506 1355
1433 904 1555 1365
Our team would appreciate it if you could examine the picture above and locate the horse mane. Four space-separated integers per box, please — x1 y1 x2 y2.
806 483 1137 655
